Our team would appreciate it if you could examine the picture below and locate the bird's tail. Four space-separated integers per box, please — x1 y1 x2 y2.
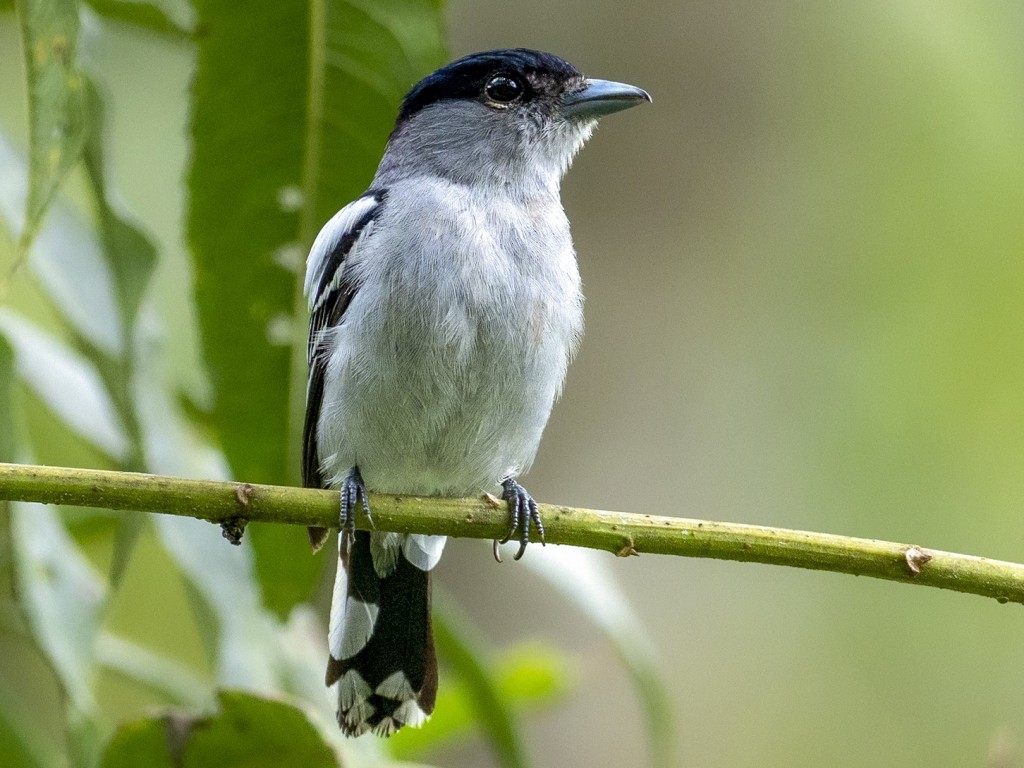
327 529 444 736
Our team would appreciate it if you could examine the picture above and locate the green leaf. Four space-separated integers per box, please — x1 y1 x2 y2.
130 323 283 690
11 502 105 716
95 631 212 708
523 547 674 768
0 339 67 768
390 638 570 761
84 0 192 42
0 310 129 460
100 689 340 768
0 335 14 463
428 597 531 768
8 503 105 765
14 0 89 253
0 133 123 357
81 77 158 339
99 717 175 768
186 0 445 615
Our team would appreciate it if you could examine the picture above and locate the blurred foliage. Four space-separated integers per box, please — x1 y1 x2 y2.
14 0 88 254
0 2 664 767
5 1 1023 767
100 690 339 768
187 0 447 615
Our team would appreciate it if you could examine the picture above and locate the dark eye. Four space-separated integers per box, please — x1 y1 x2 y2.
484 74 524 104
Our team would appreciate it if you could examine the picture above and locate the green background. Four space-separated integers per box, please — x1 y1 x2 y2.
3 1 1024 766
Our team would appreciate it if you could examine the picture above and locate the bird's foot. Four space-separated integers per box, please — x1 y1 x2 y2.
493 476 544 562
340 466 371 547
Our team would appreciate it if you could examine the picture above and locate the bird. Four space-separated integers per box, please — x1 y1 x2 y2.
302 48 650 737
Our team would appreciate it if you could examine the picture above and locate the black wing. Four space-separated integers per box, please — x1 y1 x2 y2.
302 192 383 547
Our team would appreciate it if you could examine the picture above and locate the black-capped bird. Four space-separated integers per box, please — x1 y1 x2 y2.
303 48 650 736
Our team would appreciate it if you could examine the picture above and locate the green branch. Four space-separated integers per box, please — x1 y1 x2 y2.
2 461 1023 605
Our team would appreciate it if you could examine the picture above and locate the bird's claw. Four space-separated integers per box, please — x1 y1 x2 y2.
340 466 371 551
495 477 544 561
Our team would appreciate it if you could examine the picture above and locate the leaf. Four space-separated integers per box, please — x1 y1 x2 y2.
83 0 192 42
81 78 158 339
9 503 106 765
0 335 14 463
390 639 570 761
187 0 445 615
99 690 340 768
95 631 213 708
0 309 129 460
0 339 68 768
522 546 674 768
131 308 282 689
0 132 123 357
14 0 89 253
99 717 175 768
10 502 105 716
428 597 531 768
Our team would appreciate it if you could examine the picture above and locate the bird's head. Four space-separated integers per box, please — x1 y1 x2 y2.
377 49 651 193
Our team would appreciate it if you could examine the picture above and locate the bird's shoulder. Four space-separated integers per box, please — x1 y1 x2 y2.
304 191 386 309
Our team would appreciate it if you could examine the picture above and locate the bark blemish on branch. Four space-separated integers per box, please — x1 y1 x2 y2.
2 461 1024 606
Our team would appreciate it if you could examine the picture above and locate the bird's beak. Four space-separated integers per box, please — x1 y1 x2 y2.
561 78 652 119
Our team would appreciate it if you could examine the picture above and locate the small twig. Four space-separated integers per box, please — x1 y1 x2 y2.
1 461 1023 605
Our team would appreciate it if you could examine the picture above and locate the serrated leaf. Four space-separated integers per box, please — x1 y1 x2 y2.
0 310 128 459
0 133 123 357
522 546 674 768
187 0 445 616
84 0 192 42
99 690 339 768
15 0 89 253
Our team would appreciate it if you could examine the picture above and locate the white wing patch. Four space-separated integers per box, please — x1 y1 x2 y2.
402 534 447 572
304 195 380 305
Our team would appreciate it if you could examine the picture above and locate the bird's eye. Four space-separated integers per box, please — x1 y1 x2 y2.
484 75 524 105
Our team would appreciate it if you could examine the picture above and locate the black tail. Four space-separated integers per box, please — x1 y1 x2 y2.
327 530 438 736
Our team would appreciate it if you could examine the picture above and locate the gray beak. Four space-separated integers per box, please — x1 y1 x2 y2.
561 78 652 119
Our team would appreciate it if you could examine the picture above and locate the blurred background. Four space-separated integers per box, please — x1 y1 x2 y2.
3 1 1024 766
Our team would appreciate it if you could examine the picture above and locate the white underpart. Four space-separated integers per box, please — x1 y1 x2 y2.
304 194 379 304
316 173 584 497
376 670 415 699
402 533 447 571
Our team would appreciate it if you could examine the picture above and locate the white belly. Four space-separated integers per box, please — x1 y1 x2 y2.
316 181 582 496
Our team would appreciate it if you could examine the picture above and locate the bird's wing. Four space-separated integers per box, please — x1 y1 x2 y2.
302 192 383 493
